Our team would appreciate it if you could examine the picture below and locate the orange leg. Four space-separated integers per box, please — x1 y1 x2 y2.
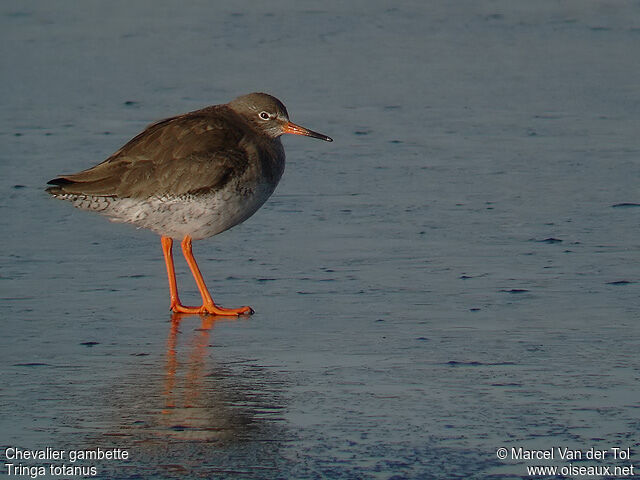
160 235 253 316
161 236 184 310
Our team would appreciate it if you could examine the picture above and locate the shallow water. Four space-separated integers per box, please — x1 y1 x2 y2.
1 1 639 479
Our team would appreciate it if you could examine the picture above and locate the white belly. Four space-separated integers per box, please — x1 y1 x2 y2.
58 183 275 240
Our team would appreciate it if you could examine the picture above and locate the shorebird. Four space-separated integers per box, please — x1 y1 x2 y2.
47 93 332 315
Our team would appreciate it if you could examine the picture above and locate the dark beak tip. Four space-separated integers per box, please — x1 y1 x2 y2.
284 122 332 142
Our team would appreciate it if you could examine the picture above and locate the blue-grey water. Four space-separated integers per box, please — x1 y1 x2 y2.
1 1 639 479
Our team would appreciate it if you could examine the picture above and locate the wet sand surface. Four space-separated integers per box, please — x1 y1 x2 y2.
1 1 639 478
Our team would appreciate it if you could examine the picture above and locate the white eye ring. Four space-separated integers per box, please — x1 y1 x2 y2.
259 111 271 120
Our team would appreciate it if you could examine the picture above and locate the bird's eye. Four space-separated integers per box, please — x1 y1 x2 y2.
259 111 271 120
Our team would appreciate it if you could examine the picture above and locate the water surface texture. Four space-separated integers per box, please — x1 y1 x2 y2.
1 1 639 479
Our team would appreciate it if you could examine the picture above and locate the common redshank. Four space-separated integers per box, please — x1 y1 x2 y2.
47 93 332 315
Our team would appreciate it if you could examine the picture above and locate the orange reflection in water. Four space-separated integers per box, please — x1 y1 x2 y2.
162 314 214 412
156 313 250 442
100 310 283 457
95 313 284 477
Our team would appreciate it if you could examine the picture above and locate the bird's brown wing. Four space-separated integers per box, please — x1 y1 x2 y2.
47 108 251 198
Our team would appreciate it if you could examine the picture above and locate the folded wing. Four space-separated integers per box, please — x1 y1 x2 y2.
47 108 250 199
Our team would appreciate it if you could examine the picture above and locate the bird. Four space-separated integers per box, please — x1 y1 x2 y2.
46 92 332 316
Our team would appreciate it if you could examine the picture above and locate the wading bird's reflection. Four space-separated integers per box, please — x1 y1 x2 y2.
105 313 284 448
150 313 260 442
91 314 286 477
158 313 250 442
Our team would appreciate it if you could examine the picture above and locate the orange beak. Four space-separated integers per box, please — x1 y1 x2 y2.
283 121 333 142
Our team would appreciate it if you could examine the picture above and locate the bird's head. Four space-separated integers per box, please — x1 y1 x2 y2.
228 93 333 142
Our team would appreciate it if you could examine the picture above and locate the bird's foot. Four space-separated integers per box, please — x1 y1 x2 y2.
170 301 254 316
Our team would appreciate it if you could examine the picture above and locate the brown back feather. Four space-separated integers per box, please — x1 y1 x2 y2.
47 106 251 198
